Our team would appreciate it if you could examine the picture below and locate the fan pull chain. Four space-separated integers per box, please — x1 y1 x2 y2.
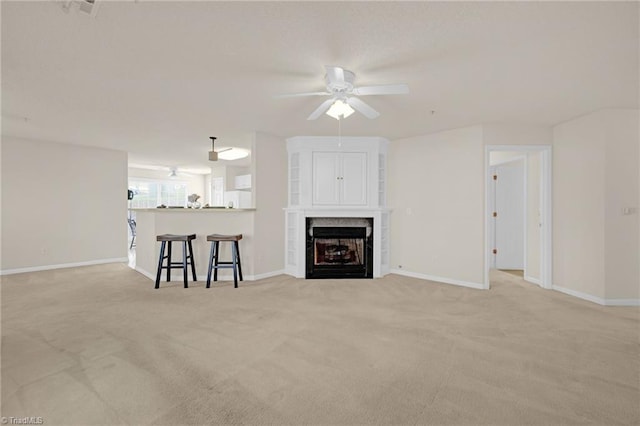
338 117 342 148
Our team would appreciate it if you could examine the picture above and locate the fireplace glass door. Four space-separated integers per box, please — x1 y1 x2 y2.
306 222 373 279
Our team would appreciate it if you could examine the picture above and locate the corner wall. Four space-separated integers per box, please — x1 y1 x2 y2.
604 110 639 301
251 132 287 278
1 137 128 273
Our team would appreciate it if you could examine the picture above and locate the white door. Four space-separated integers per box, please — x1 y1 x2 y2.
340 152 367 205
494 159 525 270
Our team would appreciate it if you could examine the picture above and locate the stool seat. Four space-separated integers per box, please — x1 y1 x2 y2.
207 234 242 242
157 234 196 242
155 234 197 289
206 234 243 288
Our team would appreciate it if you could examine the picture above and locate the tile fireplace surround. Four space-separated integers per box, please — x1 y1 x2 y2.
285 208 388 278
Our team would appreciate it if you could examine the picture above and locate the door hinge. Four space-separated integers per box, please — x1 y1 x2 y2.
492 211 497 217
492 249 497 254
493 174 497 180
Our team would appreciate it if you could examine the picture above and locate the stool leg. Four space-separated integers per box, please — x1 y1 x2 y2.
232 242 239 288
234 241 243 281
166 241 172 282
206 241 215 288
182 241 188 288
213 241 220 282
188 239 197 282
155 241 166 289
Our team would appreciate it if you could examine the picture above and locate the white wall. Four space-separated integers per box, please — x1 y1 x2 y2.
553 109 639 302
251 132 287 277
526 152 541 281
553 113 606 298
483 123 553 146
389 126 485 287
603 110 639 300
1 137 128 273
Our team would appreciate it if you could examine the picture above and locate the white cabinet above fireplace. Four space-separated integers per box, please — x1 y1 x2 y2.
287 136 388 209
313 152 367 206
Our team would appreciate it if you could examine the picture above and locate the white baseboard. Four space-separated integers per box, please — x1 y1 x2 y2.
524 275 542 286
389 269 484 290
134 266 156 281
249 269 285 281
0 257 129 276
552 285 640 306
603 298 640 307
135 266 285 283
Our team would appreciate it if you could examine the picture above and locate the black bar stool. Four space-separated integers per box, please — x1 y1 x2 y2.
155 234 197 289
206 234 243 288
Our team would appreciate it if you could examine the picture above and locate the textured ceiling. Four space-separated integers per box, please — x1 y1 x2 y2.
2 1 638 171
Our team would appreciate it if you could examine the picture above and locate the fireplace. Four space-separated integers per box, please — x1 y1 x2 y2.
306 218 373 279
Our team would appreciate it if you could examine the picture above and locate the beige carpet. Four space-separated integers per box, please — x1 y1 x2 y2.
1 264 639 425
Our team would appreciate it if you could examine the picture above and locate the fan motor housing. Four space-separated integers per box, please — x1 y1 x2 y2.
326 69 355 92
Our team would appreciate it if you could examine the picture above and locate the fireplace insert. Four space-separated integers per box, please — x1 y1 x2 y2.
306 219 373 279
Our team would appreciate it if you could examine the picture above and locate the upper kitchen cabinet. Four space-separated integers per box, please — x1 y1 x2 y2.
286 136 388 209
234 174 252 189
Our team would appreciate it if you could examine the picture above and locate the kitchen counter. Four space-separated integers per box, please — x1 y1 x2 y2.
134 208 257 283
132 208 256 212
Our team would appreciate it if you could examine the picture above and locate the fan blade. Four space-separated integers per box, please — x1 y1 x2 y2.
352 84 409 96
274 91 331 99
307 98 336 120
346 97 380 119
325 66 345 85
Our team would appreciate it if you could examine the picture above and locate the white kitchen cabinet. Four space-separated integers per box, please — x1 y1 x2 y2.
234 174 252 189
312 152 367 206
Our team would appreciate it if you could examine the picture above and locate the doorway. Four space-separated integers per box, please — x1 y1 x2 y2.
484 145 552 290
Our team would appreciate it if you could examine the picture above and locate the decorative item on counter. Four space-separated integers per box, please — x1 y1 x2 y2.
228 201 234 209
188 194 202 209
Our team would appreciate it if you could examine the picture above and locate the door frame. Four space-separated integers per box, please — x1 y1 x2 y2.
484 145 552 290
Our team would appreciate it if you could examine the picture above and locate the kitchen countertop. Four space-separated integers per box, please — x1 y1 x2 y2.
131 208 256 212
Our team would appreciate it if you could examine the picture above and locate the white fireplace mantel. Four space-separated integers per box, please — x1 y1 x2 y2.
284 136 390 278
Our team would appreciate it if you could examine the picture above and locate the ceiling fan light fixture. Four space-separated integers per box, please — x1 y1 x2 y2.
326 99 354 120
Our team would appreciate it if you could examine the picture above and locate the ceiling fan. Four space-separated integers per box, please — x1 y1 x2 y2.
276 66 409 120
167 167 193 178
